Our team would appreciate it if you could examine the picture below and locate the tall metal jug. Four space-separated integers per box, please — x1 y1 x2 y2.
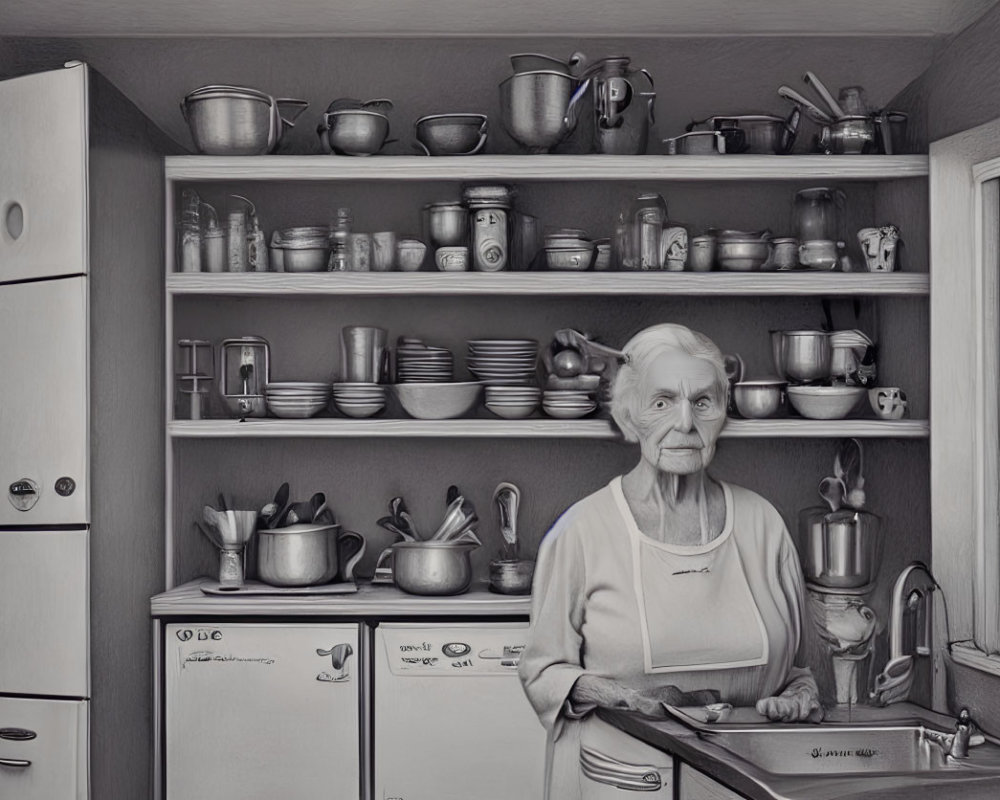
586 56 655 155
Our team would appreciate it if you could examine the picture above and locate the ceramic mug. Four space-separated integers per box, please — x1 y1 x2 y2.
372 231 397 272
869 387 908 419
435 246 469 271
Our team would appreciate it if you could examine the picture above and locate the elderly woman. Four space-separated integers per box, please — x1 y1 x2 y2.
519 323 821 799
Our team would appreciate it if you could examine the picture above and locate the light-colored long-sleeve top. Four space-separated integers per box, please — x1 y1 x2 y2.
518 476 817 799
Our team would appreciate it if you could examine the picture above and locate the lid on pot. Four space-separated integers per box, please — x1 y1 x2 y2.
262 522 340 534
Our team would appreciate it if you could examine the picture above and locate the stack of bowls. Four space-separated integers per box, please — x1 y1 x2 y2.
466 339 539 385
544 229 596 271
395 338 454 382
264 382 331 419
331 382 386 418
542 390 597 419
484 386 542 419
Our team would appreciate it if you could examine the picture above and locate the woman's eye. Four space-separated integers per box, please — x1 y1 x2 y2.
653 398 669 410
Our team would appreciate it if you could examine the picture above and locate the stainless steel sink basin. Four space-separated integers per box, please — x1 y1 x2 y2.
701 723 1000 776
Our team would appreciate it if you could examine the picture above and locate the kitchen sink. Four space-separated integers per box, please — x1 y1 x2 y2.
701 723 1000 776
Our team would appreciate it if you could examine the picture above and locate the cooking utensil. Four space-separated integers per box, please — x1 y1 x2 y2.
493 482 521 561
819 476 846 512
430 494 478 541
732 380 786 419
318 104 393 156
800 507 882 590
804 71 847 119
835 438 867 508
777 85 834 125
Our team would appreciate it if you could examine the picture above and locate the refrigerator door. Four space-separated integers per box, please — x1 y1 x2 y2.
0 529 89 697
0 63 88 284
0 276 88 526
374 622 546 800
0 696 88 799
165 623 361 800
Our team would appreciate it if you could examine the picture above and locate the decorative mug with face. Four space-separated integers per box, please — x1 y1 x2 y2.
857 225 901 272
869 386 908 419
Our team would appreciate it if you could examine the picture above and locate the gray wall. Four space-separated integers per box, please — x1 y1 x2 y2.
0 31 952 799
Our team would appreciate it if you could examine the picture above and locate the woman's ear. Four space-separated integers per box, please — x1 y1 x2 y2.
613 403 640 443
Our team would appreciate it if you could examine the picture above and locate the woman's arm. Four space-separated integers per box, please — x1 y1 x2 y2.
756 532 824 723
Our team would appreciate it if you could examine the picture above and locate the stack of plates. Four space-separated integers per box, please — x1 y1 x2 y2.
332 382 386 418
264 382 331 419
395 338 454 383
542 389 597 419
484 386 541 420
467 338 539 386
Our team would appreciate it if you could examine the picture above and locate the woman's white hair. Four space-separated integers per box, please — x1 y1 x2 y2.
610 323 729 442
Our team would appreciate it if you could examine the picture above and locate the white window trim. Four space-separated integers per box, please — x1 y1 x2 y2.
931 119 1000 693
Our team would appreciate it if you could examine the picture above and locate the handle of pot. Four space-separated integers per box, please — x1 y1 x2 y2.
338 530 366 582
412 139 432 156
275 98 309 124
779 107 801 155
562 77 591 134
467 118 489 155
375 546 394 573
317 118 334 155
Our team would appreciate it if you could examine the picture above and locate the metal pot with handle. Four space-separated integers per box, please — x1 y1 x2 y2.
181 85 308 155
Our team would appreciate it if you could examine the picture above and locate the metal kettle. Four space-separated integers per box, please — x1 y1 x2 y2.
585 56 655 155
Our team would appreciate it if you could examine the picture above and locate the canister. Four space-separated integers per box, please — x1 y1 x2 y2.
349 233 372 272
771 237 799 270
227 211 248 272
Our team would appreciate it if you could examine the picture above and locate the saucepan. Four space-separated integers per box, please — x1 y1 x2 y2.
375 540 478 595
181 85 308 155
257 523 365 586
686 110 799 155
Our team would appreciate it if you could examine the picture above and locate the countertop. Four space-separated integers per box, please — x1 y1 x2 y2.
599 704 1000 800
150 577 533 617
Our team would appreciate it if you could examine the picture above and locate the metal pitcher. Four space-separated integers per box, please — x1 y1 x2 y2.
585 56 655 155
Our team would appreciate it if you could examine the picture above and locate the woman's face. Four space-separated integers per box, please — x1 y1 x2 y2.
628 349 727 475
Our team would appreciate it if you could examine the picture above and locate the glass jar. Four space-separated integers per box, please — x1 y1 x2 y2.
793 187 846 243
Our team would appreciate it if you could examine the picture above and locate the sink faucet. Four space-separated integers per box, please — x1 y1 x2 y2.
871 561 938 706
923 709 975 759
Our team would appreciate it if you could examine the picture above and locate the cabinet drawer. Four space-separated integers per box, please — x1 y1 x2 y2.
679 763 744 800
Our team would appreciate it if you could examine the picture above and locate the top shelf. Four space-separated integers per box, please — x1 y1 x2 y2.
164 154 929 183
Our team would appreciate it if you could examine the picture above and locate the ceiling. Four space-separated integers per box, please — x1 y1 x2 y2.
0 0 996 37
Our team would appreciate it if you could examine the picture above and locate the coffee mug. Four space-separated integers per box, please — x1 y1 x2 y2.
869 387 908 419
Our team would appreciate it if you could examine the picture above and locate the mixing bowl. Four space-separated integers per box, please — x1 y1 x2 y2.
392 382 482 419
415 113 488 155
787 385 866 419
318 109 391 156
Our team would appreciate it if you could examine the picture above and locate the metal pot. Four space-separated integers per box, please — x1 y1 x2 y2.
414 114 488 156
377 540 477 595
424 201 468 247
687 111 799 155
799 508 882 589
318 109 392 156
499 70 588 153
818 116 877 155
181 85 308 155
771 330 832 383
257 523 365 587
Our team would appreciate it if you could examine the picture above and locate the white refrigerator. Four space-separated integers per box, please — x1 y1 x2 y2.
0 62 172 798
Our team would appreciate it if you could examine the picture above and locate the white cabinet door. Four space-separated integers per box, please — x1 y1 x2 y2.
0 63 88 283
165 623 361 800
0 529 88 697
0 696 87 800
0 276 88 526
679 763 743 800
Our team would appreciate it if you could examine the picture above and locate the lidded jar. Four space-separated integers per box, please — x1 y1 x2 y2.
793 187 846 243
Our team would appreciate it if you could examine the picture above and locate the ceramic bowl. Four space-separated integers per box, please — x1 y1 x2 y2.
485 400 539 419
392 381 482 419
415 113 488 156
786 385 866 420
545 246 595 271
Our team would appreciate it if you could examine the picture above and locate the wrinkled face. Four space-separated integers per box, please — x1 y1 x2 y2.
628 350 727 475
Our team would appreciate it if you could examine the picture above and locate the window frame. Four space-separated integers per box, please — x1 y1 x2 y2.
931 119 1000 685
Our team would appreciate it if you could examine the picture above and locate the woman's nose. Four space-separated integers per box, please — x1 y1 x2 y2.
675 398 694 431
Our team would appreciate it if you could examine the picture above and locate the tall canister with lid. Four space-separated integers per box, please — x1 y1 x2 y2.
464 184 512 272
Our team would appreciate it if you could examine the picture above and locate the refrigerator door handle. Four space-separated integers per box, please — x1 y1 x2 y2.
0 757 32 767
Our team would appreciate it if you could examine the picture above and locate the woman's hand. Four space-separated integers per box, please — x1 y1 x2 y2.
756 689 824 723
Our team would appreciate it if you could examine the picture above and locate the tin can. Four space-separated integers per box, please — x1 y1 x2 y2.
349 233 372 272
